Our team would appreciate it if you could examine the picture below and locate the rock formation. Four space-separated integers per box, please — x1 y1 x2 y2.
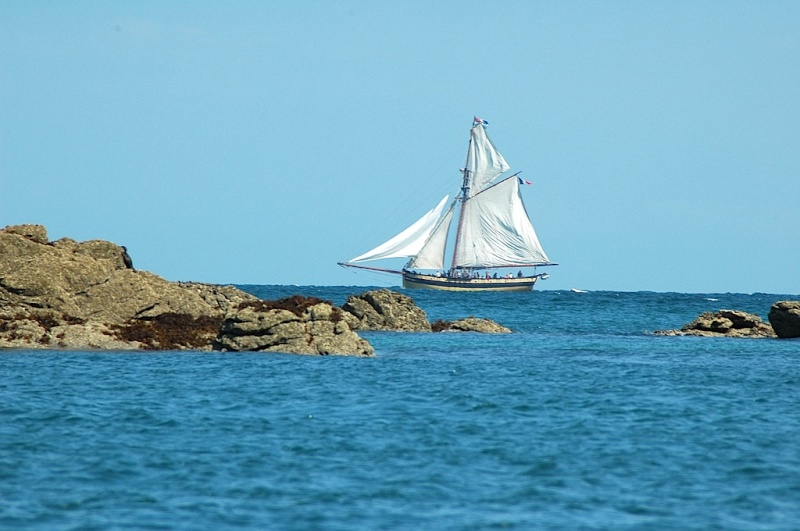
0 224 257 350
768 301 800 339
339 289 510 334
0 225 368 354
654 309 776 338
341 289 432 331
0 225 514 354
0 226 254 325
215 297 373 356
432 317 512 334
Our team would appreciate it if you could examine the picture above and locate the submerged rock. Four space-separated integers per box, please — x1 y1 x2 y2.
432 317 511 334
654 309 776 338
768 301 800 339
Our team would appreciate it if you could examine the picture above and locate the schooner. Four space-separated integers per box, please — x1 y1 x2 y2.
339 117 557 292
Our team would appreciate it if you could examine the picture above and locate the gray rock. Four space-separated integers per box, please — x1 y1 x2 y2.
0 224 281 352
0 224 516 354
768 301 800 339
0 308 141 350
0 224 375 355
216 300 374 357
436 317 512 334
342 289 431 331
0 225 258 323
654 309 776 338
220 307 300 336
2 223 48 244
180 282 264 315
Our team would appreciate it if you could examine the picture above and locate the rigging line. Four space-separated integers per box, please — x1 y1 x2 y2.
467 173 521 199
340 263 400 288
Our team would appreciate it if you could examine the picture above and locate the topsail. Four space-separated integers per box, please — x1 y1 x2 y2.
465 123 510 196
454 177 550 268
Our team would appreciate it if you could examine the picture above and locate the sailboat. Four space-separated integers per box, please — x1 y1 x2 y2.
339 117 557 292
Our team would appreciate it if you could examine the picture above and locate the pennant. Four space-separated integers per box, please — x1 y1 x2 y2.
518 177 533 185
473 116 489 125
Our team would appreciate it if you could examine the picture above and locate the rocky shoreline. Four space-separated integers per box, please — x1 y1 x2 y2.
0 224 511 355
3 224 796 353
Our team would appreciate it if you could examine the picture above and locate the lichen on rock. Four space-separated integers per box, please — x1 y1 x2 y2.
341 289 432 331
0 224 516 355
432 317 512 334
215 296 374 357
0 224 263 351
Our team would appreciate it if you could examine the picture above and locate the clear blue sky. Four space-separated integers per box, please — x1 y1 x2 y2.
2 2 798 294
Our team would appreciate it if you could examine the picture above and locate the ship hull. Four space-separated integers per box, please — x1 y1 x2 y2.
402 272 537 292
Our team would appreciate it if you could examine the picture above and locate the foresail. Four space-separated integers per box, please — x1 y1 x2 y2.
348 195 449 263
466 123 510 196
407 203 454 270
454 177 551 268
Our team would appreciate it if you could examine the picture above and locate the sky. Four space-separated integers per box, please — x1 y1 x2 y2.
2 1 798 294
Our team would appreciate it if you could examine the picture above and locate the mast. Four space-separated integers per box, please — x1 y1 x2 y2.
450 123 475 272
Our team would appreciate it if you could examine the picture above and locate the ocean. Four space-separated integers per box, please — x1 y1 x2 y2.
1 286 799 530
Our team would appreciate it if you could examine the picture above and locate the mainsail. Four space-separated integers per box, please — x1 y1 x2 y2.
453 177 550 268
341 119 556 279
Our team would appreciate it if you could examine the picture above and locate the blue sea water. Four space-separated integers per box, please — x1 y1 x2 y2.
1 287 799 530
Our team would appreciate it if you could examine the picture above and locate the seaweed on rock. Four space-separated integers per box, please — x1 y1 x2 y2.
112 313 224 350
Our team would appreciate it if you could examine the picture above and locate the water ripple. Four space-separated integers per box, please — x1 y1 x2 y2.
2 290 800 529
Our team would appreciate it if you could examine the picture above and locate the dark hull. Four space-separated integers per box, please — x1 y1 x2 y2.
402 272 537 292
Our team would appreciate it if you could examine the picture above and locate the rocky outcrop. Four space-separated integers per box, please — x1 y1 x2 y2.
654 310 776 338
0 225 514 353
0 225 369 354
342 289 432 331
432 317 512 334
215 297 373 356
768 301 800 339
0 226 255 326
340 288 512 334
3 223 49 244
0 307 139 350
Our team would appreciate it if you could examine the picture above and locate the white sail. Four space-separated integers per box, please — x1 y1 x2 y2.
407 204 455 270
466 123 510 196
348 195 449 263
454 177 551 268
341 118 556 289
